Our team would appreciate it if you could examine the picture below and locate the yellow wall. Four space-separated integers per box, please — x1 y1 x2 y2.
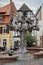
0 34 9 47
8 31 13 49
0 24 12 49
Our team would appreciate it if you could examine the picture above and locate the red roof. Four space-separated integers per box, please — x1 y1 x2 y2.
0 4 11 15
0 2 17 24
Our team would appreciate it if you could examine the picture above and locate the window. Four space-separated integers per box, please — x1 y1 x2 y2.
27 12 31 18
3 27 7 33
14 31 18 36
3 39 7 48
14 41 18 47
0 27 9 34
17 31 20 36
13 31 20 36
0 27 2 34
30 12 34 20
2 27 9 34
0 17 3 22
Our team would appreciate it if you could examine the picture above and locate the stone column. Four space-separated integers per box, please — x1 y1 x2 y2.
20 31 26 48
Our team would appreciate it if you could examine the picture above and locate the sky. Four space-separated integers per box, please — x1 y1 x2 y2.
0 0 43 14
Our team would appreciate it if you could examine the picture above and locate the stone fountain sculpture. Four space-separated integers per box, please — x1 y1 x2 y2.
12 4 39 53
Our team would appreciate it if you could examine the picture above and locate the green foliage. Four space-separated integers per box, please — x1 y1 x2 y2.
25 31 37 47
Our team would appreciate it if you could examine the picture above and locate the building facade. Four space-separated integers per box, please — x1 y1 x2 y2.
0 0 38 50
0 0 16 49
36 4 43 47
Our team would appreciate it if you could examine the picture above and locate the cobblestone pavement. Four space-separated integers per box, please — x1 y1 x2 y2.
0 53 43 65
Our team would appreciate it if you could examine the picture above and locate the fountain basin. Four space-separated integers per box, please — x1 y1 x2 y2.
0 54 18 63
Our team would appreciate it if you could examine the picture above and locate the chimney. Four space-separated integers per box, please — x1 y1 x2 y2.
10 0 12 4
10 0 13 21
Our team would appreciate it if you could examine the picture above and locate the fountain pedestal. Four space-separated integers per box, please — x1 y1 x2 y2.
18 47 28 54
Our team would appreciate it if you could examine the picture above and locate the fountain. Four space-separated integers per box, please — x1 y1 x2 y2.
13 4 39 54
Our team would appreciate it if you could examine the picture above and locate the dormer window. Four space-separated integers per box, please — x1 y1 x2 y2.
0 12 6 14
0 17 3 22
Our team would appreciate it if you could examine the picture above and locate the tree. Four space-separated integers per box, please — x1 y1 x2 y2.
25 31 37 47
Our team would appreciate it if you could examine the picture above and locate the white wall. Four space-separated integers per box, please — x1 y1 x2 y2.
37 20 43 46
41 5 43 20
